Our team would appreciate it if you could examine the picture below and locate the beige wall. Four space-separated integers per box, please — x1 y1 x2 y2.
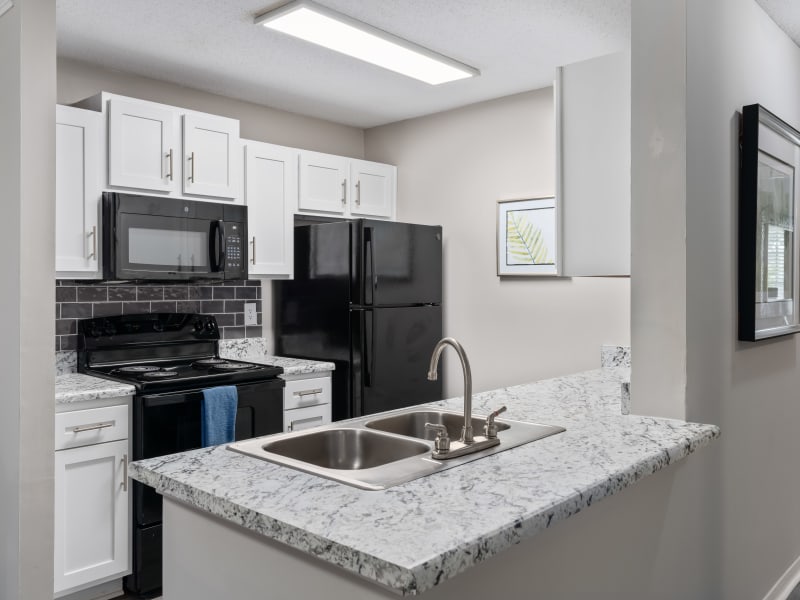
630 0 688 420
0 1 57 599
684 0 800 597
365 90 630 396
632 0 800 598
57 57 365 158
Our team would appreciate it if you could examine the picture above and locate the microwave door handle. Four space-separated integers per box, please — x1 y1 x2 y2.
210 220 225 272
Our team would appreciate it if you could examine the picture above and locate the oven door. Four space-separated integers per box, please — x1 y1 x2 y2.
132 378 284 527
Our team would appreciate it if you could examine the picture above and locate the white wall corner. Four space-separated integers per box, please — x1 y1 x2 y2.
629 0 688 420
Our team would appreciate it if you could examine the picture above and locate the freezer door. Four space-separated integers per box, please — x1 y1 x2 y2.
358 220 442 306
355 305 443 416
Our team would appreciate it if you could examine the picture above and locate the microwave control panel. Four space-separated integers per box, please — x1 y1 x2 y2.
225 222 246 279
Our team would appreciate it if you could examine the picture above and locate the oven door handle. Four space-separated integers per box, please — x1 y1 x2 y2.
210 219 225 272
140 378 286 407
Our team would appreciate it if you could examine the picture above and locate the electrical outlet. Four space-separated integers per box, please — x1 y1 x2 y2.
244 302 258 326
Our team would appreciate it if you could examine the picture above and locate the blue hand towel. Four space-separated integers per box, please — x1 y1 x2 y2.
201 386 238 447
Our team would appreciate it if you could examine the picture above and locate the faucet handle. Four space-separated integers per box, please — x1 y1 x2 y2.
424 423 451 452
484 406 507 439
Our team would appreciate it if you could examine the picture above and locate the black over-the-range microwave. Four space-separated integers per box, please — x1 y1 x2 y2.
102 192 248 282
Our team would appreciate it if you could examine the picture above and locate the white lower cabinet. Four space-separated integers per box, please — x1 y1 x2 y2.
54 402 131 598
283 374 332 432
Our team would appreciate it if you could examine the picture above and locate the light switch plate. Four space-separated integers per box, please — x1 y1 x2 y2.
244 302 258 326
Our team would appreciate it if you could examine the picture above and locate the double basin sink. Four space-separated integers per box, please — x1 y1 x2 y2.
228 407 565 490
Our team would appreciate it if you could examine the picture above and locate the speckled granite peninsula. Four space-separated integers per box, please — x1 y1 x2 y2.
55 373 135 405
128 366 719 598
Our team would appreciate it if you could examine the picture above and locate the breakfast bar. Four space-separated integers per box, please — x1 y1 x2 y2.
129 365 718 598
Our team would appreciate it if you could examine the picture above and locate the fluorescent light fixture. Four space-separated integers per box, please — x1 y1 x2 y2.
254 0 479 85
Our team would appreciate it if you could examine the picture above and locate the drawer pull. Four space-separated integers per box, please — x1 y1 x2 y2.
294 388 323 397
288 415 323 432
71 421 114 434
121 454 128 492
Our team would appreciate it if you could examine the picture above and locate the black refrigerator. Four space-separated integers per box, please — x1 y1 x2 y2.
275 219 443 420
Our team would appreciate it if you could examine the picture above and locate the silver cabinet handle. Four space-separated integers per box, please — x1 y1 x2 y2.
356 180 361 206
87 225 97 260
121 454 128 492
189 151 195 182
250 237 256 265
288 415 323 432
167 148 174 181
294 388 323 397
71 421 114 433
341 179 346 205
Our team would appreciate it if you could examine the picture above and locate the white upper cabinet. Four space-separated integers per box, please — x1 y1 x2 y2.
556 51 631 276
349 159 395 219
108 97 177 193
298 150 395 219
82 92 241 202
183 113 239 199
56 105 102 279
244 141 297 278
298 150 349 214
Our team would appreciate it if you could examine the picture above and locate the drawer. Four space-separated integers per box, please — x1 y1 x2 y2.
283 376 332 410
55 404 129 451
284 403 331 433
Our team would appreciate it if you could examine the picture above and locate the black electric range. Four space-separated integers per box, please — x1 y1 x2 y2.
77 313 285 598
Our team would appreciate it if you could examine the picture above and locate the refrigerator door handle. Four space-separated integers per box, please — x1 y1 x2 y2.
364 309 374 387
364 226 377 305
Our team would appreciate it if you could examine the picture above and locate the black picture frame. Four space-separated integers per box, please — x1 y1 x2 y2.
739 104 800 341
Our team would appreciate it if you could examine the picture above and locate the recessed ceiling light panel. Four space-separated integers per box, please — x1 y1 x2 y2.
255 0 479 85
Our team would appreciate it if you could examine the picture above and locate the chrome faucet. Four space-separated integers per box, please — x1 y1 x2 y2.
425 338 507 460
426 337 474 443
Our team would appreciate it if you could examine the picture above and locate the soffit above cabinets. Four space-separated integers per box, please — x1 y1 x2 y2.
56 0 630 128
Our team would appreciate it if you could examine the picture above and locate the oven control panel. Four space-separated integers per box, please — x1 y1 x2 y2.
79 313 220 344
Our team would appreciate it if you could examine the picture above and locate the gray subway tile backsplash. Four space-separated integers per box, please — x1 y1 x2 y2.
55 280 263 351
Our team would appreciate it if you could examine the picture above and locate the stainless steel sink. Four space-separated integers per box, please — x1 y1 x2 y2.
262 429 430 470
228 407 565 490
365 410 510 441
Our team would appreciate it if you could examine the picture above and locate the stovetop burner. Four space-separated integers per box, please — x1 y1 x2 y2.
140 370 180 379
210 362 256 372
193 358 228 367
116 365 161 374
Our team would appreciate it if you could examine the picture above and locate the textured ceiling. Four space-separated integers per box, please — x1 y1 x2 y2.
56 0 630 128
756 0 800 47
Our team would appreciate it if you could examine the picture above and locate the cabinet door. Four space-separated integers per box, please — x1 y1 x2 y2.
56 105 102 278
244 141 297 278
183 113 240 199
298 150 349 214
557 51 630 276
108 98 177 192
54 439 130 596
349 159 395 219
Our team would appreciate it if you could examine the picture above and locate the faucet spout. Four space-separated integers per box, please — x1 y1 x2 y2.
427 337 473 443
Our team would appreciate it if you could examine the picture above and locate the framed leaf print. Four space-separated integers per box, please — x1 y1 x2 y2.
497 197 559 276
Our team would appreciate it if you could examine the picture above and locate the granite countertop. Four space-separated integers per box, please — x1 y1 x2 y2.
128 366 719 595
219 339 335 375
55 373 136 405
